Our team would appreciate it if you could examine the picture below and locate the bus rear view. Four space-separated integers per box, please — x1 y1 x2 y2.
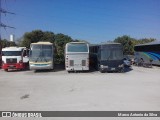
65 42 89 72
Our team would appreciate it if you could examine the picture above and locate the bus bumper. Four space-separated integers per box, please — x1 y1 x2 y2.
100 65 124 72
29 64 53 70
66 66 89 71
2 63 24 70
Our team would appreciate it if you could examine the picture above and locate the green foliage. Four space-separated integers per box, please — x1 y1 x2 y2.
41 31 55 43
114 35 155 55
114 35 135 55
54 33 73 64
19 30 73 64
20 30 53 48
137 38 155 44
74 39 90 44
19 29 156 63
0 39 17 48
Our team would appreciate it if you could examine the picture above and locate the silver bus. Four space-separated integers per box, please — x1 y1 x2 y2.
29 42 55 70
65 42 89 72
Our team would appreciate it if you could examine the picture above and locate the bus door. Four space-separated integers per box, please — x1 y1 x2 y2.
22 48 29 63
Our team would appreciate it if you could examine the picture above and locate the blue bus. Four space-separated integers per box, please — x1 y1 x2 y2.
134 41 160 66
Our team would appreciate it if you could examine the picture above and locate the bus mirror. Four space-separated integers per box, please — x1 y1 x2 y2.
23 52 27 57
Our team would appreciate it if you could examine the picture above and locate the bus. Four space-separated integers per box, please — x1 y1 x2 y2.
65 42 89 72
134 41 160 66
90 43 124 73
1 47 29 71
29 42 55 70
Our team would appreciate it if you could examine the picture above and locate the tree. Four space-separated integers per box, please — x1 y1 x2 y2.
19 30 74 64
73 39 90 44
138 38 155 44
54 33 73 63
0 39 17 48
114 35 156 55
114 35 136 55
41 31 55 43
20 30 55 48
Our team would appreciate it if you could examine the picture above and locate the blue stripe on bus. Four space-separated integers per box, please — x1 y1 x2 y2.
143 52 158 60
34 64 49 66
148 52 160 60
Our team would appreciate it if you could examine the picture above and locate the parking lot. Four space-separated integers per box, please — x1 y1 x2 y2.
0 65 160 112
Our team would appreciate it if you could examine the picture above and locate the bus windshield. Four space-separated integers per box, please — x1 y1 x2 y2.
30 45 53 58
2 51 22 56
100 48 123 60
67 43 88 52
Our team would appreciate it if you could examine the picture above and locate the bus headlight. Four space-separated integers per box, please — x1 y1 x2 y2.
19 60 23 63
87 58 89 67
119 64 124 67
100 65 108 68
100 65 104 68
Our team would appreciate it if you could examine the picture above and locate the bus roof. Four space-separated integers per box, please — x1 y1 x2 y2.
67 42 88 44
89 42 121 46
31 42 53 45
135 40 160 46
2 47 25 51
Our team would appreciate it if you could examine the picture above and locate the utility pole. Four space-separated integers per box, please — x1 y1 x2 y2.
0 0 15 41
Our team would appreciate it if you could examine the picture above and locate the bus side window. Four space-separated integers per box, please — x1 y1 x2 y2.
97 50 100 60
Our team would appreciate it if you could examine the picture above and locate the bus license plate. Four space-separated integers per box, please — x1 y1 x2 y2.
111 68 115 70
9 65 14 68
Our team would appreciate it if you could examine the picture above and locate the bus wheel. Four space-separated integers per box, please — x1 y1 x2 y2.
97 64 100 71
4 69 8 72
119 68 124 73
100 69 105 73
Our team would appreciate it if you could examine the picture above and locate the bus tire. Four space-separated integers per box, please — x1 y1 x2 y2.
120 68 124 73
100 69 105 73
4 69 8 72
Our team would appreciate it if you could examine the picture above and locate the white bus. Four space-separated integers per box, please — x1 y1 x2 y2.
2 47 29 71
29 42 55 70
65 42 89 72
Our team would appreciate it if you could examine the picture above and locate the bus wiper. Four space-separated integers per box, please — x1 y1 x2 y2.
35 57 40 62
107 55 111 61
43 57 48 62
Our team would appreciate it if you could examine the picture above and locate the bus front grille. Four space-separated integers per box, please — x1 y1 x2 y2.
70 60 74 66
82 60 86 66
6 58 17 63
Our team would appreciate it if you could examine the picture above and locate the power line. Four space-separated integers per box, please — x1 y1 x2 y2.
0 8 15 15
0 0 15 41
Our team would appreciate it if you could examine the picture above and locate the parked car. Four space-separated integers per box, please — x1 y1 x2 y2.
123 58 131 67
123 55 134 67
